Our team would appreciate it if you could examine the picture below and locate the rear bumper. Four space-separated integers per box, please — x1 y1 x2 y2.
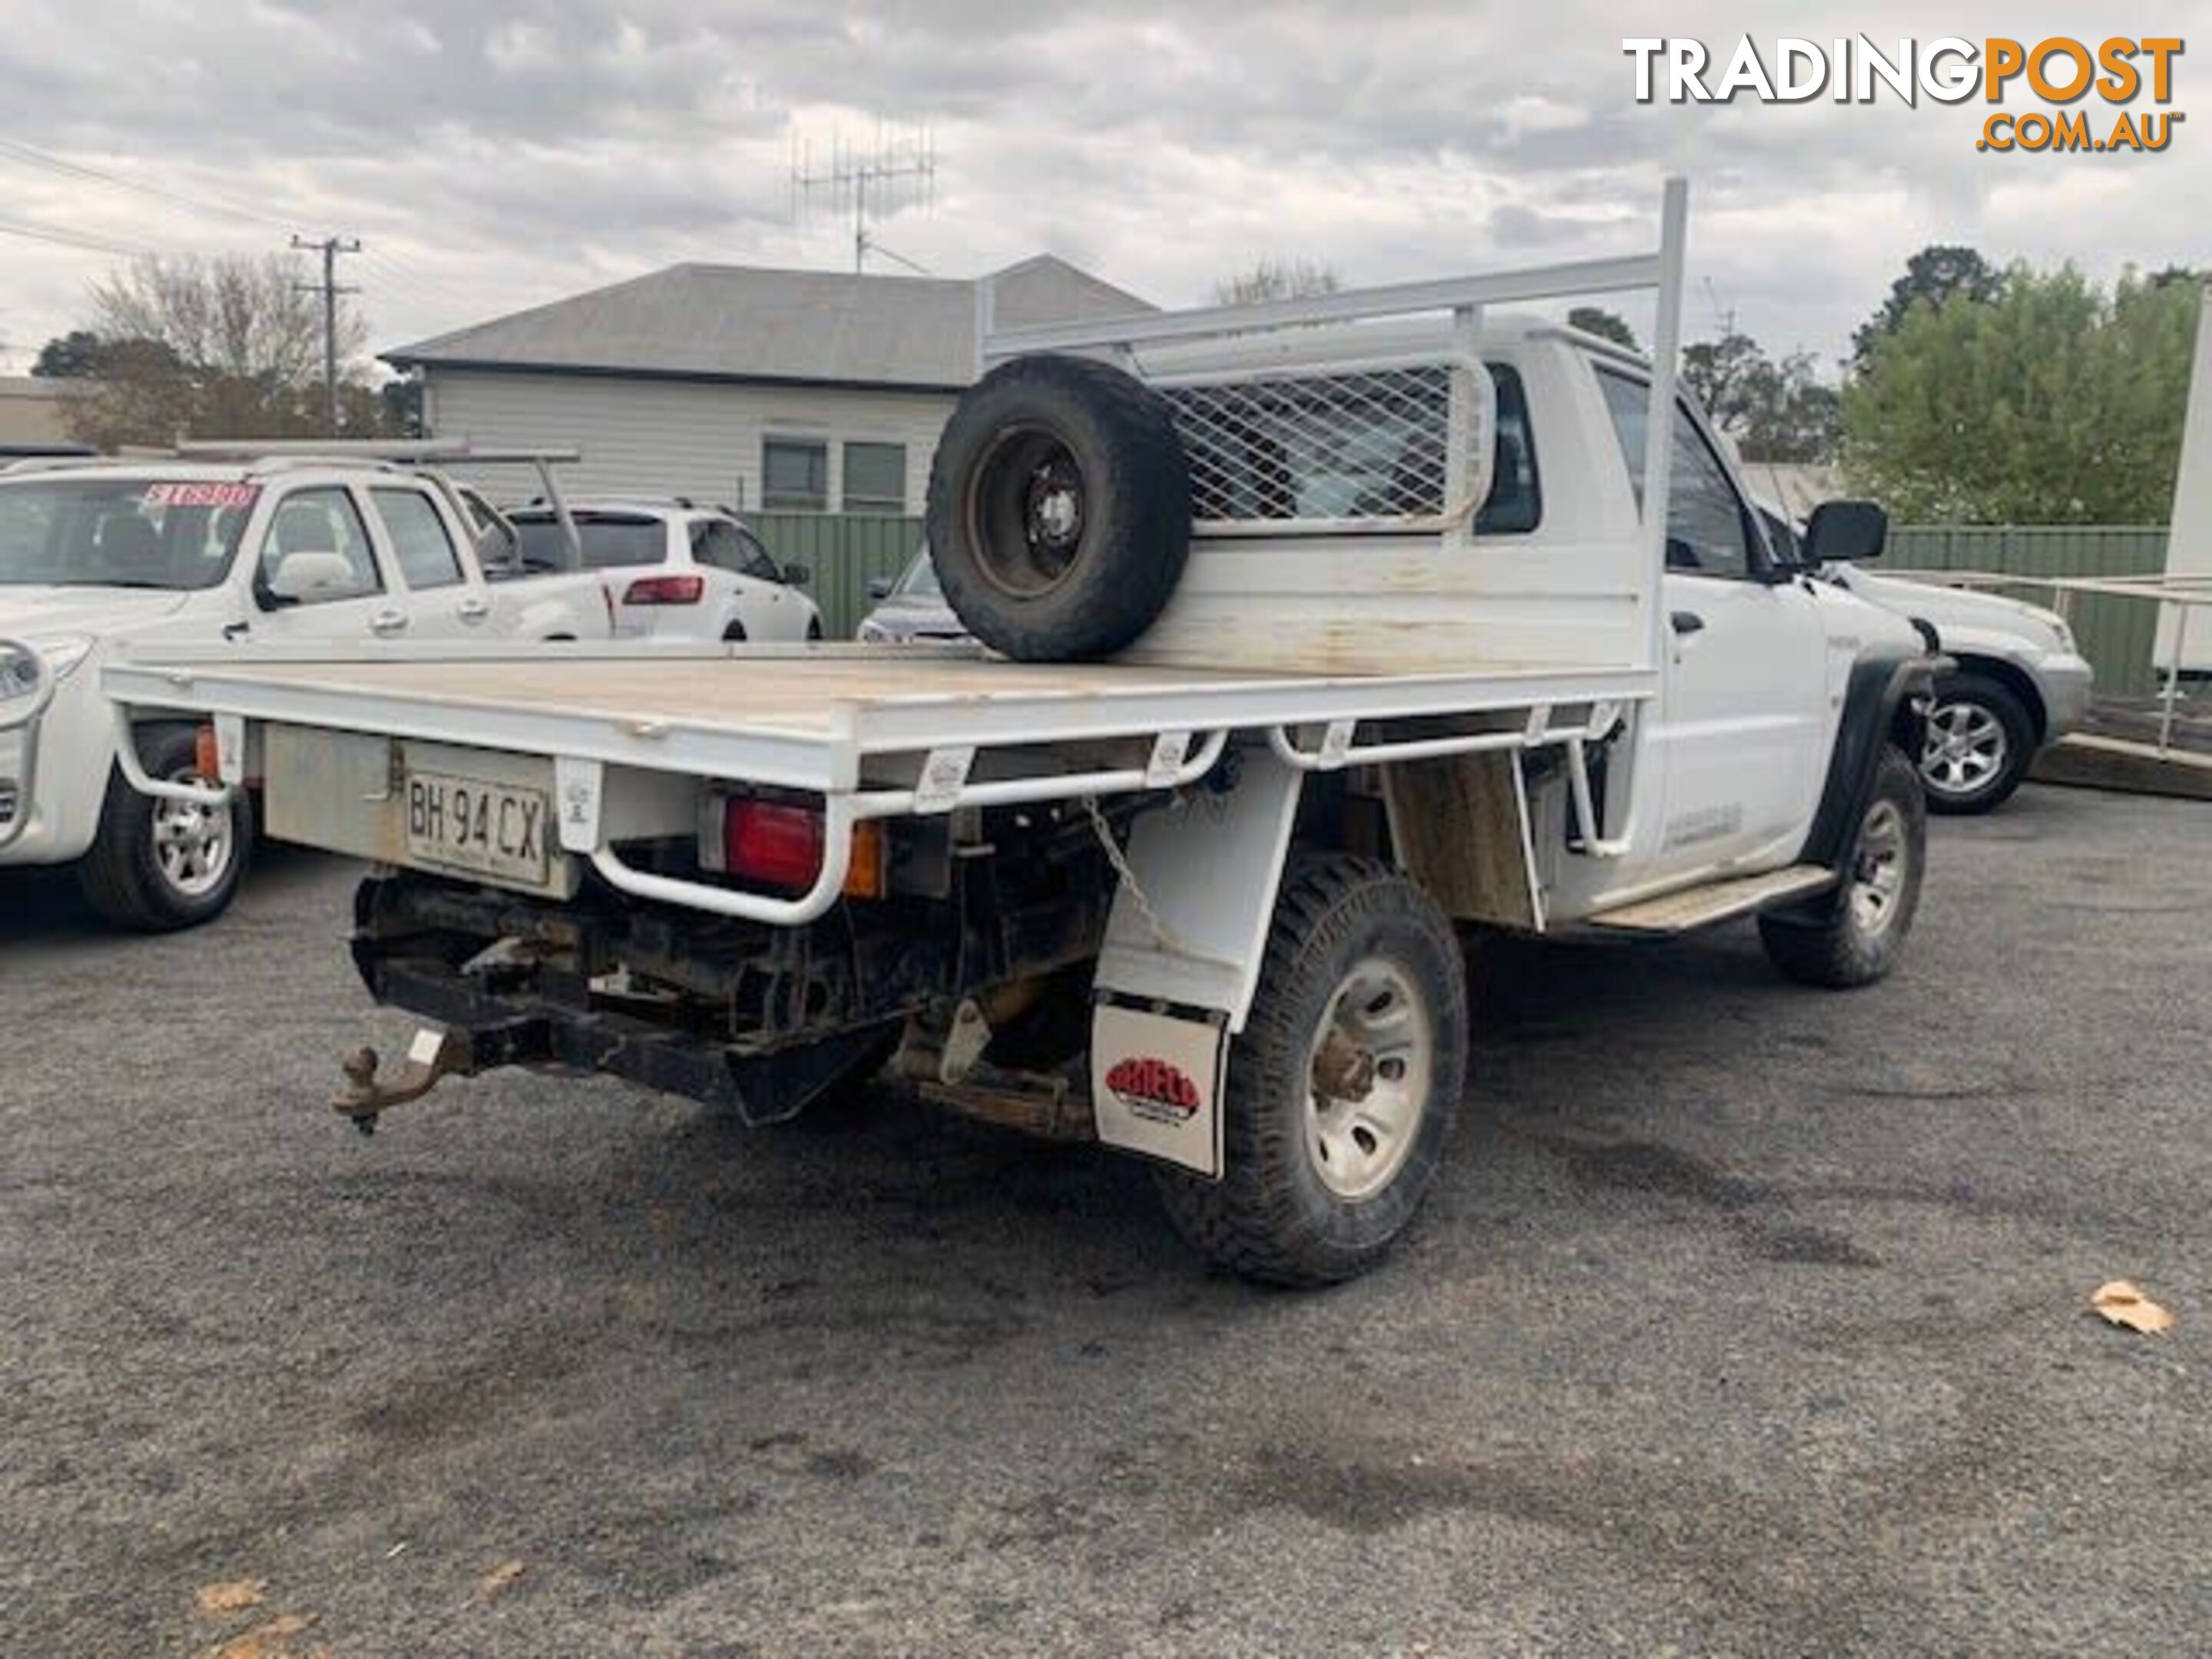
351 877 905 1126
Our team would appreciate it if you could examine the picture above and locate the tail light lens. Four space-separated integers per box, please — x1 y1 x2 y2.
708 797 886 899
623 574 706 605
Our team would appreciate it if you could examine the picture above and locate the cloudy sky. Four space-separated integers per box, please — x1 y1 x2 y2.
0 1 2200 376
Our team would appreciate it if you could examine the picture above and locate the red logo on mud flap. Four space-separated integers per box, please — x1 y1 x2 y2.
1105 1055 1201 1126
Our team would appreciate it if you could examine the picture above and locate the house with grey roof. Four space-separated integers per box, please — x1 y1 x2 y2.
384 256 1150 515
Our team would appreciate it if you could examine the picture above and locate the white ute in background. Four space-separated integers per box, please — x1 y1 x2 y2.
506 500 823 644
0 446 614 931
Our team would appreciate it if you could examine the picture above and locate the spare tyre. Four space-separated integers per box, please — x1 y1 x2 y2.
926 353 1191 661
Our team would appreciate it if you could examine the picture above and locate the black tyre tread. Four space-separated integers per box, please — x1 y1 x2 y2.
1922 670 2035 816
76 724 253 933
926 353 1190 662
1154 854 1466 1286
1760 746 1924 989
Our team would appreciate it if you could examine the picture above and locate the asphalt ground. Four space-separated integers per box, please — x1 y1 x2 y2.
4 783 2208 1657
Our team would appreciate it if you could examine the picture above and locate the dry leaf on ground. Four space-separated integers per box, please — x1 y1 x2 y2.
478 1559 526 1600
2091 1280 2175 1335
210 1612 316 1659
194 1581 268 1615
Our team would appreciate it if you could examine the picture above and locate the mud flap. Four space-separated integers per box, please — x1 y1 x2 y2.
1089 998 1227 1178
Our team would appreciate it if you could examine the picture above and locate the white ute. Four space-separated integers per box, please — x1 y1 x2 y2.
0 444 612 930
101 183 1940 1282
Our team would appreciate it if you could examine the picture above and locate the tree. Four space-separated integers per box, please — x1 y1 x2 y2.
379 372 425 439
31 329 104 378
1852 244 2004 366
1681 331 1842 464
1567 306 1640 352
1843 264 2200 523
64 253 383 449
1214 259 1341 306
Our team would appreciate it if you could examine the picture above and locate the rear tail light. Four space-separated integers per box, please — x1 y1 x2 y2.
705 796 886 899
622 574 706 605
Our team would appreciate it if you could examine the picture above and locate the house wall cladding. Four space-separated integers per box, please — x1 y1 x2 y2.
424 368 955 515
1886 525 2173 697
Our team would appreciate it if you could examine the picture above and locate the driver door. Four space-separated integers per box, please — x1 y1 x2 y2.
1594 371 1829 882
251 485 408 643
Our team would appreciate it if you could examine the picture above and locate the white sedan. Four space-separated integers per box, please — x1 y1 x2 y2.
509 500 823 644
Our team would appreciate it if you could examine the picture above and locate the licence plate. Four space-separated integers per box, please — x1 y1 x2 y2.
403 769 551 886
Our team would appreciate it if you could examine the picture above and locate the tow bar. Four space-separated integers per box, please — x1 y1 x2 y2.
333 1028 477 1135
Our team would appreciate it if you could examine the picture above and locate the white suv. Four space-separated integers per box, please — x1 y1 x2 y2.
508 501 823 644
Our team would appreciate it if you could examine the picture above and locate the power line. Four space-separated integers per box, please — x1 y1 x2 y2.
0 136 296 231
0 217 153 258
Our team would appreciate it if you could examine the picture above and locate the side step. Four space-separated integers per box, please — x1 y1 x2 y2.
1585 864 1835 936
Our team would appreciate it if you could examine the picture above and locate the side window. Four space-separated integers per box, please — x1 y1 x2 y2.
257 487 382 603
1474 363 1541 535
690 518 745 572
737 529 781 582
762 438 829 511
1595 368 1756 580
371 488 465 591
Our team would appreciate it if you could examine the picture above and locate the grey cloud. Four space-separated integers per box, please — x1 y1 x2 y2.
0 1 2200 371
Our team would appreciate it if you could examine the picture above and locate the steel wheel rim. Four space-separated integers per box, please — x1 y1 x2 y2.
1305 955 1432 1202
1848 797 1908 936
1921 699 2007 797
152 770 233 899
964 424 1086 599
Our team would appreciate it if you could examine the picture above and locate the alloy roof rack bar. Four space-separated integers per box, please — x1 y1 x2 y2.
170 439 583 465
984 249 1666 363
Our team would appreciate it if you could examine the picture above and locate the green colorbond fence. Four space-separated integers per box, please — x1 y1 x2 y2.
746 512 2175 696
1886 525 2172 697
747 511 924 639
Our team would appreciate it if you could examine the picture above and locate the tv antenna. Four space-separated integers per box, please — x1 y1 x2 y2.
791 124 938 275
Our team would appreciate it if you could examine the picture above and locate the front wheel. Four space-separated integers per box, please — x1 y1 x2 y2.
77 724 253 932
1154 856 1467 1286
1760 745 1925 988
1920 671 2035 815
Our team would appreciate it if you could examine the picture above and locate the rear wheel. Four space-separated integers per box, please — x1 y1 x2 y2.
1919 670 2035 814
1154 856 1466 1286
77 724 253 932
926 354 1190 661
1760 745 1925 988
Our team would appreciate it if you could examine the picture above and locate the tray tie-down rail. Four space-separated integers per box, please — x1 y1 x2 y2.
112 692 1634 926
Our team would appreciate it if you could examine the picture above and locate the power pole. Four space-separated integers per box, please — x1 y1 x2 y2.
292 233 361 435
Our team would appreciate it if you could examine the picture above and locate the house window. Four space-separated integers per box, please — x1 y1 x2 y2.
843 442 907 514
762 438 829 512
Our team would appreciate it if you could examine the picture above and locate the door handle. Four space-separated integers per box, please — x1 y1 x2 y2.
455 595 492 622
1671 610 1706 637
369 608 409 634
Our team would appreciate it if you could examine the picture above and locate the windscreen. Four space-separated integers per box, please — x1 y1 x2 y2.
0 478 256 590
895 551 942 597
511 512 666 571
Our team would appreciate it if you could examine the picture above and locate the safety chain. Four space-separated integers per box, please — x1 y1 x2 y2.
1081 793 1190 955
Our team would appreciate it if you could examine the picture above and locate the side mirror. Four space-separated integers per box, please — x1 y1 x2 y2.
780 562 811 587
1801 500 1887 564
267 550 360 604
866 576 894 601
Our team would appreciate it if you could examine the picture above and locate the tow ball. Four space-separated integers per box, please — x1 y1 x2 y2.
333 1027 475 1135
